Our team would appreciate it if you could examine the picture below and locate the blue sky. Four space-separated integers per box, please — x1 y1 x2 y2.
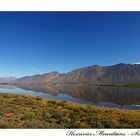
0 12 140 77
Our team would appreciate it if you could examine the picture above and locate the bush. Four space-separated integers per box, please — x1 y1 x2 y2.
52 110 64 121
23 111 36 119
43 112 52 121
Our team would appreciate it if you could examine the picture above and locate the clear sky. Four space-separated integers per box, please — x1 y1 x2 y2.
0 12 140 77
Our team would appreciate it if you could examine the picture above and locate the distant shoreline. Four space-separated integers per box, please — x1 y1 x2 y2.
1 82 140 88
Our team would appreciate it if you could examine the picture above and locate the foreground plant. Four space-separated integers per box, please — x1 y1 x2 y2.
0 93 139 128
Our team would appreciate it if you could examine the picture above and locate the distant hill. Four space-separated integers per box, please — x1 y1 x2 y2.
11 63 140 84
12 71 60 84
0 77 17 83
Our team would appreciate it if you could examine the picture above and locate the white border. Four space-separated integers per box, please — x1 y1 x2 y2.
0 0 140 11
0 129 140 140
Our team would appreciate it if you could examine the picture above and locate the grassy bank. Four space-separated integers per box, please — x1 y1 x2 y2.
0 93 140 128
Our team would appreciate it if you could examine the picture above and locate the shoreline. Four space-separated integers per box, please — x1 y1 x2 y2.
0 91 140 111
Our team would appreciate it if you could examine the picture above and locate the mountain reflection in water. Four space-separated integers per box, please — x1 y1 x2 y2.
0 84 140 110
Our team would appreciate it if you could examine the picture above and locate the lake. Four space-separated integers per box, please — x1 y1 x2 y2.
0 84 140 110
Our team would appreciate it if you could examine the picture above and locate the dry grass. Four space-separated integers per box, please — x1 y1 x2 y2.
0 93 139 128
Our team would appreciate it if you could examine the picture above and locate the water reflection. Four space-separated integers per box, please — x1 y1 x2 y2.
0 84 140 109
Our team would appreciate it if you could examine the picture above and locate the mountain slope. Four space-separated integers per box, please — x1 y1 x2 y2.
53 63 140 84
12 71 60 84
11 63 140 84
0 77 17 83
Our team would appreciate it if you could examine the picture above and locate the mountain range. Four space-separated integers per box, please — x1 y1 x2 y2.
5 63 140 84
0 77 17 83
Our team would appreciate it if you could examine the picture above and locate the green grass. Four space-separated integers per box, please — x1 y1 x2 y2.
0 93 139 128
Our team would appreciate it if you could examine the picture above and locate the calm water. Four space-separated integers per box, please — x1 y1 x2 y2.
0 84 140 110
